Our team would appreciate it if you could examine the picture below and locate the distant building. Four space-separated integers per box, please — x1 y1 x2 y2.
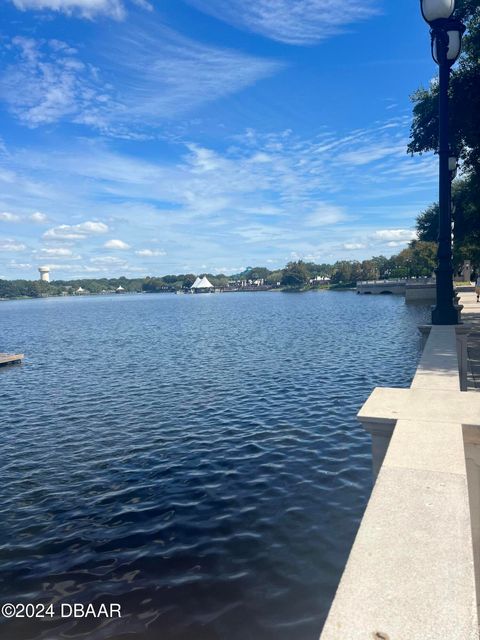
38 266 50 282
191 276 214 293
115 285 126 294
75 286 87 295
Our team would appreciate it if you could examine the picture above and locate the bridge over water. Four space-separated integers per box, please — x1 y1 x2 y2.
356 278 437 301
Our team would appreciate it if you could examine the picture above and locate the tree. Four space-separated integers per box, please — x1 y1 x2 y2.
360 260 378 281
182 274 197 288
281 261 309 288
416 176 480 266
408 1 480 174
390 241 437 278
416 203 439 243
245 267 271 280
371 255 390 279
265 270 283 285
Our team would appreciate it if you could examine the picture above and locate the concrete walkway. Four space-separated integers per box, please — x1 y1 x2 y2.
320 321 480 640
459 291 480 391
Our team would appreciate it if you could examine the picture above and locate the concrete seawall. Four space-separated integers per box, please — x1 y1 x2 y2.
320 292 480 640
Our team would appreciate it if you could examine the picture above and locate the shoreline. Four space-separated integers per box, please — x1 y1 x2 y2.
0 286 357 302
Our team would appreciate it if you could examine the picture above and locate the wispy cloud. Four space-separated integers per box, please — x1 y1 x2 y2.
43 221 109 240
184 0 380 45
337 228 418 255
305 204 348 227
136 248 166 257
0 239 27 252
30 211 48 223
0 37 105 128
372 229 417 242
0 211 20 222
343 242 366 250
1 209 48 224
0 115 436 277
0 25 281 133
104 238 130 250
36 247 80 258
10 0 151 20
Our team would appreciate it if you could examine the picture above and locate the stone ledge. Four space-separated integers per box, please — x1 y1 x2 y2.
320 465 478 640
383 418 467 476
320 300 480 639
358 387 480 427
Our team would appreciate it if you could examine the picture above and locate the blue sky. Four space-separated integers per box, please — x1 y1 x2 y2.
0 0 440 279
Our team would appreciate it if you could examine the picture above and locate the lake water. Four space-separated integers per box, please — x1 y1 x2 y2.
1 291 429 640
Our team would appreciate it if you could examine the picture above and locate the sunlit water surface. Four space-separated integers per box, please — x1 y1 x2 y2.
0 291 429 640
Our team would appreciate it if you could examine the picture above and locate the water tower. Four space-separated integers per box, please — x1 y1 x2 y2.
38 266 50 282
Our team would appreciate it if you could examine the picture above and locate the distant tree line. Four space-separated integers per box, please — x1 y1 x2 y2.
279 241 438 289
0 241 441 299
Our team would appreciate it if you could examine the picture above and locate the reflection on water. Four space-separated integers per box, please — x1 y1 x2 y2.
0 291 429 639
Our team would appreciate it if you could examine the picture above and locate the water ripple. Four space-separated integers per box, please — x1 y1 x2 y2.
0 291 429 640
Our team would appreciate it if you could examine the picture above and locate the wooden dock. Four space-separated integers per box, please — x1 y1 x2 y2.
0 353 24 366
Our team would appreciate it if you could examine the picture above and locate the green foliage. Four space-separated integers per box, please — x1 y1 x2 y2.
280 261 309 288
0 245 446 301
264 270 283 285
182 274 197 288
0 279 60 298
451 174 480 266
237 266 271 280
142 277 171 292
390 241 437 278
53 277 144 293
416 175 480 266
408 1 480 173
416 204 439 243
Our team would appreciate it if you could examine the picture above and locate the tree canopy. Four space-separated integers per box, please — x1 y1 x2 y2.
408 0 480 173
281 261 310 288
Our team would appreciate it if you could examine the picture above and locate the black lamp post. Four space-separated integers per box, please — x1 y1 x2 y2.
420 0 465 324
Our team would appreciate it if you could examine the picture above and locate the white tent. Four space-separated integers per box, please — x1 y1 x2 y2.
191 276 214 290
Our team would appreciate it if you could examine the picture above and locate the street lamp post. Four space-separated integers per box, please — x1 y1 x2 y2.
420 0 466 325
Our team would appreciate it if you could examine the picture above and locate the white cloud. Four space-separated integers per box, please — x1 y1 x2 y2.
43 220 109 240
104 238 130 250
10 0 148 20
184 0 379 45
372 229 417 242
0 240 26 251
0 210 48 224
305 204 348 227
0 115 436 275
0 37 105 128
0 211 20 222
0 28 280 133
343 242 366 250
386 240 411 248
90 255 123 264
339 229 417 255
337 143 403 166
37 247 78 258
135 248 166 257
30 211 48 223
79 221 109 233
